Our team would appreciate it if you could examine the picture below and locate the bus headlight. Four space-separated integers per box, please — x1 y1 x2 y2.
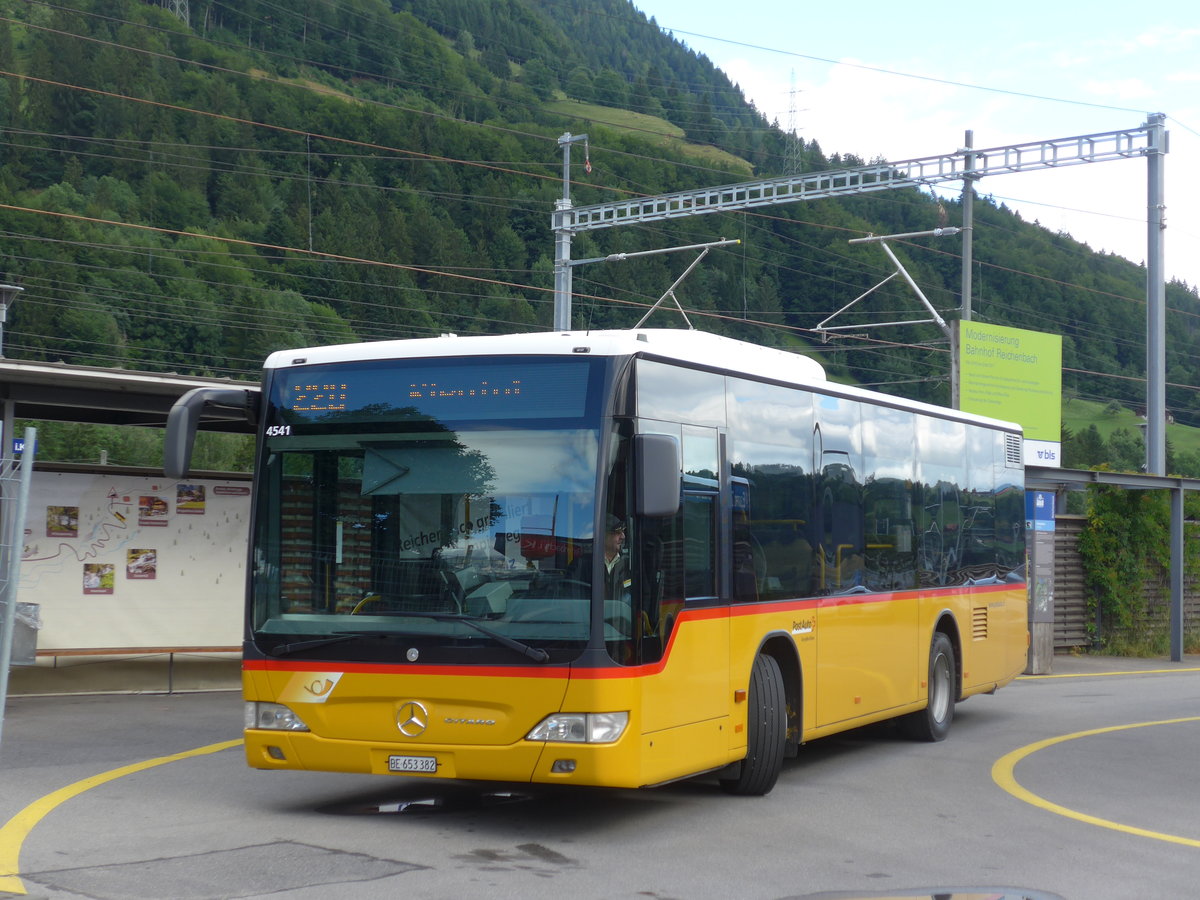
526 712 628 744
245 701 310 732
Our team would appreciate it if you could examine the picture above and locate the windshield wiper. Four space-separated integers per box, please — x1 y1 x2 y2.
267 631 387 657
266 617 550 663
381 611 551 663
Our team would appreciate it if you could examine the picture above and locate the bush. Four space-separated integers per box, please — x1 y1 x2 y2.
1078 484 1200 651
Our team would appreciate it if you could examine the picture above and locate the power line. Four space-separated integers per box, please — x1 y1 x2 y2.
9 7 768 175
10 10 1162 314
3 3 1190 420
643 23 1155 116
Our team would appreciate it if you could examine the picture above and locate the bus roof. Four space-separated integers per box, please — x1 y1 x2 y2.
264 328 1020 433
265 329 827 383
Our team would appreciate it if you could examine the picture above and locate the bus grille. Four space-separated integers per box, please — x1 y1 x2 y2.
1005 434 1023 467
972 605 989 641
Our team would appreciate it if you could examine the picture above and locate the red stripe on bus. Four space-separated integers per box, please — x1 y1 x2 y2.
244 583 1020 680
243 659 572 678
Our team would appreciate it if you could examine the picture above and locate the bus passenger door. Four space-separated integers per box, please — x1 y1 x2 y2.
636 424 728 734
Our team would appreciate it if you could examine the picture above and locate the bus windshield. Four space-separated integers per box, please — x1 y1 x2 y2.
250 355 611 662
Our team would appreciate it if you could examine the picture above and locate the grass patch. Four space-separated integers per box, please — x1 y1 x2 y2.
544 100 753 176
1062 396 1200 456
1090 629 1200 657
249 69 358 103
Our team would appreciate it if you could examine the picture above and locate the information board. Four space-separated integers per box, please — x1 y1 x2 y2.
18 470 250 650
959 321 1063 467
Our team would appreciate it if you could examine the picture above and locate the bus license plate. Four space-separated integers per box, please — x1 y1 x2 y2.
388 755 438 773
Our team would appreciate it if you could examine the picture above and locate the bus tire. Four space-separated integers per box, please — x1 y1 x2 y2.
901 632 955 742
720 653 786 796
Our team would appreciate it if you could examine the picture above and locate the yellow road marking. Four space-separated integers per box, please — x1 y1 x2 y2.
0 739 242 895
992 717 1200 848
1019 666 1200 680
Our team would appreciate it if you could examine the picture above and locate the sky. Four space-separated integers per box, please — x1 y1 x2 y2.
630 1 1200 291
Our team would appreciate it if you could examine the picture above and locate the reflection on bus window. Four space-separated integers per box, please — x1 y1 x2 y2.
726 377 1023 599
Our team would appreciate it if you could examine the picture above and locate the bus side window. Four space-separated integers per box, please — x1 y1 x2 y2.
632 425 719 662
682 490 716 598
680 425 718 601
731 476 760 602
635 515 671 661
814 398 864 594
635 489 715 660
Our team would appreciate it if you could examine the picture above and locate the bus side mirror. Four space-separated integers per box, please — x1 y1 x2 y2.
634 433 680 518
165 387 258 479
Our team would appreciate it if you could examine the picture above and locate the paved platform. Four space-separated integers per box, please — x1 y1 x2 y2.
4 654 1200 899
1029 652 1200 677
7 651 241 695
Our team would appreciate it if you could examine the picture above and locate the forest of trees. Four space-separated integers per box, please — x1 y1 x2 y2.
2 0 1198 471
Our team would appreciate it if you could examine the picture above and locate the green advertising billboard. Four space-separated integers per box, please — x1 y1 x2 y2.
958 321 1062 445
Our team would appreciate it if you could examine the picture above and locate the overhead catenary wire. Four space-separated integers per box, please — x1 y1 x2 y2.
1 3 1190 418
23 0 770 150
3 18 1161 314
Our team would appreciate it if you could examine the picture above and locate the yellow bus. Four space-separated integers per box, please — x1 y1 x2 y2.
166 329 1027 795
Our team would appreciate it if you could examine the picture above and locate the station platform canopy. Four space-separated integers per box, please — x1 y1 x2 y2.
0 359 259 433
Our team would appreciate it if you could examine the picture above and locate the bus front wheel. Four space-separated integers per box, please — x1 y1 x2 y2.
720 653 786 796
901 632 955 742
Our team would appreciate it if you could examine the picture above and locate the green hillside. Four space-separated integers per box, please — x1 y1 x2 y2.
1063 396 1200 472
543 98 754 174
0 0 1196 473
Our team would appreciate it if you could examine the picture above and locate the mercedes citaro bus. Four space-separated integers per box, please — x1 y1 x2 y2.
165 329 1027 795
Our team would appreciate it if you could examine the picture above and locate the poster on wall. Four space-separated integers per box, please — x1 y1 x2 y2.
19 471 251 651
126 548 157 580
46 506 79 538
83 563 115 595
138 495 169 526
177 484 206 515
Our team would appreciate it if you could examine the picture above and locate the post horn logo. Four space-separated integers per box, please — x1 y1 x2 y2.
303 678 336 698
397 700 429 737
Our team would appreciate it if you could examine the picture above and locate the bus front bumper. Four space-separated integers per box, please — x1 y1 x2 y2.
243 728 649 788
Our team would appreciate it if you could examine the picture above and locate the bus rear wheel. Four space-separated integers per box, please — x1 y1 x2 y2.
901 632 955 742
720 653 786 796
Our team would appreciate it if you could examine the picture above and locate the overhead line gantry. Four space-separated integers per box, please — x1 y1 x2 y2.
552 115 1167 471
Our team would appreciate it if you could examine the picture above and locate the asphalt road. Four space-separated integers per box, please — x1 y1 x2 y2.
2 655 1199 900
